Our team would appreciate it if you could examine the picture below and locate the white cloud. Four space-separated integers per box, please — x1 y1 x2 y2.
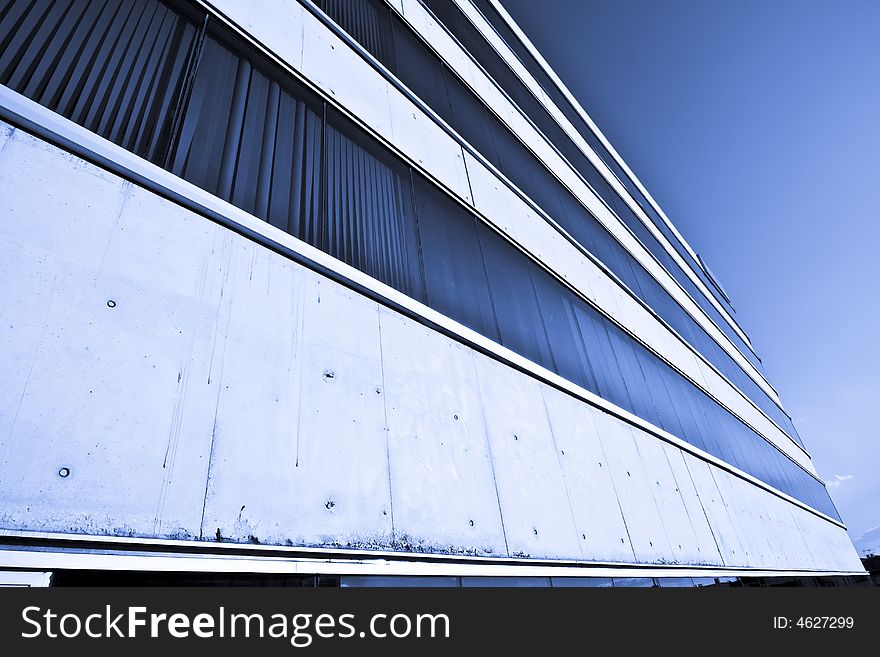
825 474 854 489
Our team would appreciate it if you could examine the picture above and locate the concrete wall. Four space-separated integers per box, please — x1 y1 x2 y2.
0 123 862 573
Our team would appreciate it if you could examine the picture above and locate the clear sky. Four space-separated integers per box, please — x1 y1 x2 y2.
501 0 880 555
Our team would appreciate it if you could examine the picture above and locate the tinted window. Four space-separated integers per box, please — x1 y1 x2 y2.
0 0 196 164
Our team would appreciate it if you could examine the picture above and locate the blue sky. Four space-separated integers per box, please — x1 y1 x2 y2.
502 0 880 554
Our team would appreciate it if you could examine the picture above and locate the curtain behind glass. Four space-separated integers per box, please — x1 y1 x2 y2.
325 111 422 300
0 0 196 164
171 36 323 241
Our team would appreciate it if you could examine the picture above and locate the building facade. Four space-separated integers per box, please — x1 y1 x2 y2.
0 0 864 585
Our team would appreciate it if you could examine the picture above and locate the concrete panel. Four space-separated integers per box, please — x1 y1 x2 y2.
301 10 393 142
0 265 174 535
88 187 232 538
285 275 392 545
791 507 832 570
826 524 864 572
192 237 305 546
768 495 817 570
463 149 570 274
379 308 506 556
208 0 306 71
0 128 127 270
722 473 774 567
578 261 624 324
0 178 225 538
99 184 220 304
752 480 794 569
387 91 472 203
705 466 759 568
661 444 724 566
203 269 393 548
462 149 513 232
755 485 799 569
540 390 635 563
590 412 671 563
474 358 581 560
793 507 862 572
0 121 12 150
680 455 744 566
630 430 702 565
0 237 59 443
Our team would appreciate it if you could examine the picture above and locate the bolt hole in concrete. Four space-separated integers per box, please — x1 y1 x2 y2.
58 467 70 478
325 499 335 509
106 300 116 308
322 369 335 380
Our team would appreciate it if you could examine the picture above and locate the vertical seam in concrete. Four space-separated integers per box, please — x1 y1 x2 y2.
0 124 14 157
539 389 586 560
472 358 511 558
628 432 677 561
292 273 306 469
4 271 57 446
664 445 723 566
298 7 305 70
685 457 730 567
787 503 819 570
196 236 234 539
376 307 396 538
94 180 132 287
593 424 638 562
706 464 747 565
460 145 476 206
